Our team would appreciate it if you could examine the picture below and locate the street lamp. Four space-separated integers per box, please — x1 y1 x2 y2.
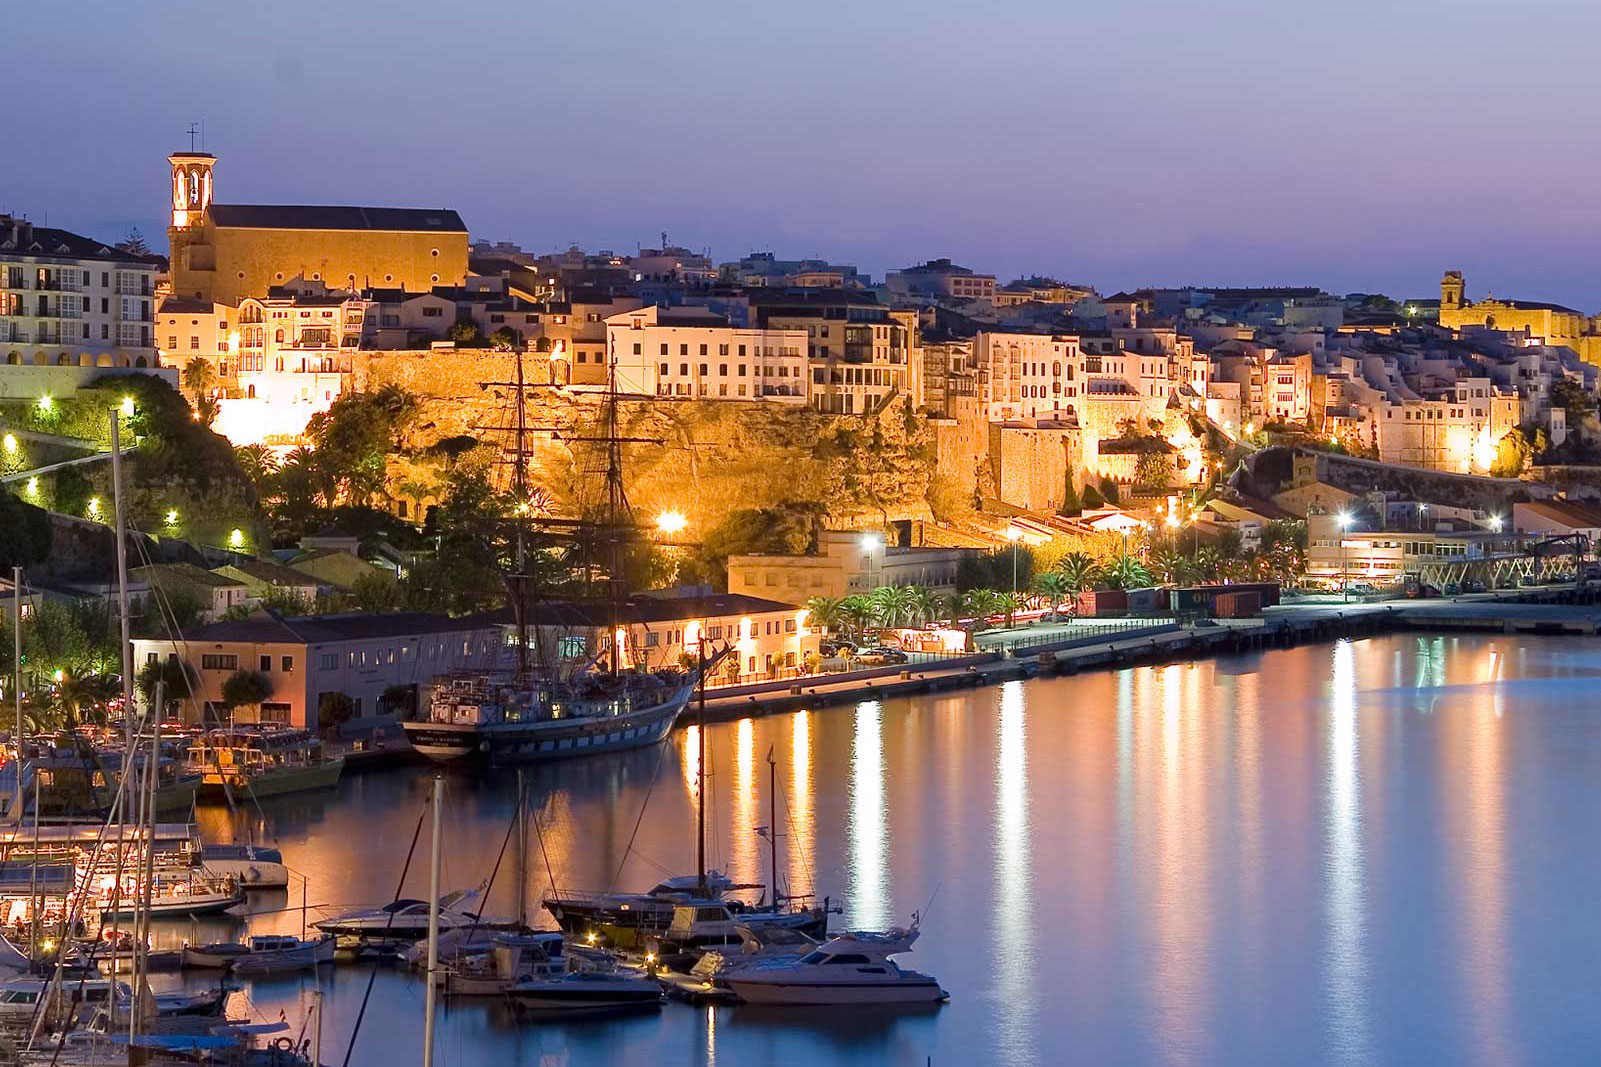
655 510 688 535
860 533 882 590
1005 527 1022 593
1336 511 1352 602
1487 514 1503 533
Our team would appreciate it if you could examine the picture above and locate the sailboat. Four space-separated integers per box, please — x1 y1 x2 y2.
403 352 714 766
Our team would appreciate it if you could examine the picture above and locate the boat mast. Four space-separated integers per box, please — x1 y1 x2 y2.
512 350 530 680
422 775 443 1067
604 358 625 677
11 565 20 821
109 410 134 1033
766 744 779 908
696 641 707 897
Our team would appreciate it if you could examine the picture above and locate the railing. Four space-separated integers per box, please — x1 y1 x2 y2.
984 617 1178 654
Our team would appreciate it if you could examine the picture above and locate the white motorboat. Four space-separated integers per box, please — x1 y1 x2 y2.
651 900 829 963
720 926 948 1006
542 871 742 939
504 969 664 1013
199 843 289 889
313 890 515 949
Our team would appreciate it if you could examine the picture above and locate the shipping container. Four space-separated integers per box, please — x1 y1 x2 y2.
1126 587 1164 614
1076 589 1129 617
1212 591 1262 618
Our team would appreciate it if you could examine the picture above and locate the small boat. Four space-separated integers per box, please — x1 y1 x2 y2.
183 934 333 973
200 843 289 889
439 933 566 996
230 935 336 976
313 890 515 949
720 925 948 1006
152 984 230 1017
504 969 664 1014
186 726 344 800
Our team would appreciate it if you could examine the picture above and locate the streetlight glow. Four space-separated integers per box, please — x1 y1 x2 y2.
164 509 179 526
1336 511 1351 529
228 528 245 549
1004 527 1023 542
1488 515 1503 532
120 396 135 418
860 533 881 551
655 510 688 535
1 434 15 455
36 396 52 413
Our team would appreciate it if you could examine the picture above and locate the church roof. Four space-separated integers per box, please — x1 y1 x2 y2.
208 204 467 233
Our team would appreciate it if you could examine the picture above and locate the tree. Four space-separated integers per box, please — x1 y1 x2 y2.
804 596 845 637
1548 378 1596 423
380 684 416 717
490 327 522 352
1057 551 1100 597
352 572 402 613
867 584 917 628
115 227 151 256
394 478 434 524
235 444 279 492
1080 481 1105 509
1098 476 1120 505
838 595 875 639
906 585 941 628
1033 571 1070 614
220 669 273 717
47 671 119 727
448 321 480 345
317 691 356 739
1135 452 1174 493
135 657 196 717
0 488 51 571
181 358 216 398
1101 553 1152 590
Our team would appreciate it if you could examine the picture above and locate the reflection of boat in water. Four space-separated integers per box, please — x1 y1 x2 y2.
187 727 344 799
721 925 949 1006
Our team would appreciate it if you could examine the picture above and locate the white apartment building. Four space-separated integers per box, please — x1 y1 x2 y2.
975 331 1083 420
605 305 807 402
1 216 159 370
159 290 369 445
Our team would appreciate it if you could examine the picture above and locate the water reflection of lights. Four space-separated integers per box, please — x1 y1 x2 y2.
789 711 814 897
1452 676 1511 1065
849 701 890 929
704 1003 717 1067
733 718 757 886
992 680 1034 1054
682 724 701 797
1326 640 1371 1063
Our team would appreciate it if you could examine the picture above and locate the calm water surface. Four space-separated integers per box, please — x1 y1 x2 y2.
158 634 1601 1065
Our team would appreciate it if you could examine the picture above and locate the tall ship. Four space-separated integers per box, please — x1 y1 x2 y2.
402 353 714 766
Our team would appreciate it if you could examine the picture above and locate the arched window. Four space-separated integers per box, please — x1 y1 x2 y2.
4 352 18 365
275 329 285 343
55 353 69 366
275 357 284 372
134 356 148 368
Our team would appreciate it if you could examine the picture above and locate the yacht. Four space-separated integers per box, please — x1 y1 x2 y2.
313 890 515 949
199 843 289 889
97 869 244 918
720 926 949 1006
186 726 344 799
541 871 741 940
403 667 700 766
504 967 664 1014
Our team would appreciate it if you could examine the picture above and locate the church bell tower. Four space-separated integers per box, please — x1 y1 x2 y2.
167 151 217 301
1441 270 1465 312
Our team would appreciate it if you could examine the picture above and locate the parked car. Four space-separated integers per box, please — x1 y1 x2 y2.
819 639 857 657
855 648 908 667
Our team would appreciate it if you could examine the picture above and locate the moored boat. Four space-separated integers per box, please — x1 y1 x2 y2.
720 925 948 1006
313 890 515 949
199 843 289 889
186 726 344 799
541 871 742 940
504 969 664 1014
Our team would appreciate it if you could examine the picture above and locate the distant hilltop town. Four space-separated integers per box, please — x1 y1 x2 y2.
4 146 1601 529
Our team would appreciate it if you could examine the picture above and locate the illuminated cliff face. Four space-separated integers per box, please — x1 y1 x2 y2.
357 350 943 532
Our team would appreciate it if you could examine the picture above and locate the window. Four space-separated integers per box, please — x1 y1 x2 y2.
422 307 443 318
260 655 272 672
633 342 641 355
645 631 660 647
679 344 689 356
189 336 200 350
281 655 294 673
201 654 238 671
659 363 669 375
660 343 669 355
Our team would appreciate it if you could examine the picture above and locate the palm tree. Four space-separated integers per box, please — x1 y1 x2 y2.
1102 553 1152 591
1193 546 1223 582
394 478 434 524
804 596 845 638
906 585 941 628
1150 546 1197 586
1033 572 1071 615
994 590 1022 627
235 444 279 491
838 595 875 640
1056 551 1100 597
867 584 917 628
941 591 970 630
181 357 216 398
49 672 119 726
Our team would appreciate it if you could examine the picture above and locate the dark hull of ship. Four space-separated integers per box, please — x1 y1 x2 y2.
402 686 693 766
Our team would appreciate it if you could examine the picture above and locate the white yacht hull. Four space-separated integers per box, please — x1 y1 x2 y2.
724 976 948 1005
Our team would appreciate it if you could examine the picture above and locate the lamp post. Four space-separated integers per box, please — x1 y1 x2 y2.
1005 527 1022 594
860 533 881 591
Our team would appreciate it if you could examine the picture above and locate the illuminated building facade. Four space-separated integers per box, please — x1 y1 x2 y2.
165 151 468 307
605 305 808 402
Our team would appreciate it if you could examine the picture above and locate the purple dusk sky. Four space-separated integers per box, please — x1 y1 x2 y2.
9 0 1601 307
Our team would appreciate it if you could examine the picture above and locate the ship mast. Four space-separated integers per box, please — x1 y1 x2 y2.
512 350 530 680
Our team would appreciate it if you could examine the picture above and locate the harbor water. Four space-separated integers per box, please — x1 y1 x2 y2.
167 633 1601 1065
